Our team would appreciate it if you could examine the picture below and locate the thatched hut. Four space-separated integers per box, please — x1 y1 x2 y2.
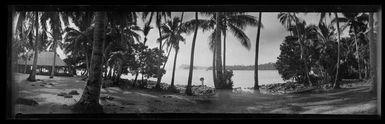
16 52 71 76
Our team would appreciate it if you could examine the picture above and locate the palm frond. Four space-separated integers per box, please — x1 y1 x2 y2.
227 14 259 29
227 23 251 50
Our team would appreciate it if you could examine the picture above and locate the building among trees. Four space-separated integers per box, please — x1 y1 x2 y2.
16 52 70 76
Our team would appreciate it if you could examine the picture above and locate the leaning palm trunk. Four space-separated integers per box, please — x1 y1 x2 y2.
354 34 362 80
50 40 57 78
186 12 199 95
254 12 262 90
73 12 106 113
161 46 173 70
215 12 223 88
170 49 179 87
333 12 341 89
27 12 39 82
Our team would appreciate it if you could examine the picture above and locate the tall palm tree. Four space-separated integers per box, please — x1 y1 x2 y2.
14 12 35 74
73 12 106 113
158 16 186 90
254 12 262 90
142 12 171 90
106 12 140 80
63 12 94 77
186 12 199 95
186 12 257 89
27 12 40 82
332 13 369 80
333 12 342 89
278 12 312 86
221 12 258 73
40 12 67 78
215 12 223 88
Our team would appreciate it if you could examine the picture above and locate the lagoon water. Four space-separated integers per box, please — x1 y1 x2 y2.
121 69 285 88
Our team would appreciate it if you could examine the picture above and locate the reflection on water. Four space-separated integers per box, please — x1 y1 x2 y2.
121 69 285 88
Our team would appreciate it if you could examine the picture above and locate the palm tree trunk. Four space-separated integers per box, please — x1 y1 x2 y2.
85 53 89 77
161 46 173 70
333 12 341 89
369 12 376 95
50 41 57 78
133 71 139 87
116 59 123 80
155 16 163 89
294 13 312 87
212 46 217 87
73 12 106 113
215 12 223 89
186 12 199 96
27 12 39 82
354 34 362 80
223 27 226 72
170 49 179 87
141 72 144 85
254 12 262 90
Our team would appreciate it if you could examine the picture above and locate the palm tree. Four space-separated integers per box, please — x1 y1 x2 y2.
27 12 40 82
221 12 258 73
254 12 262 90
186 12 199 95
318 13 342 88
105 12 140 80
40 12 67 78
63 12 94 77
333 12 342 89
278 12 312 86
332 13 369 80
189 12 257 89
158 16 186 91
73 12 106 113
278 13 296 36
142 12 171 90
215 12 223 88
14 12 36 74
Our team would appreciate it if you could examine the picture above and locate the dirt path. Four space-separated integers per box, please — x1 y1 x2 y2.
13 73 377 114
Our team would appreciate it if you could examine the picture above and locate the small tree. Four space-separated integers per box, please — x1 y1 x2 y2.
276 36 307 83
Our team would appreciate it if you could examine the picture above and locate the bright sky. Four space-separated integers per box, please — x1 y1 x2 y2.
56 12 351 70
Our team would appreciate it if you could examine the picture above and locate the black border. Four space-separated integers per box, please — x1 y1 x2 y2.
4 2 383 120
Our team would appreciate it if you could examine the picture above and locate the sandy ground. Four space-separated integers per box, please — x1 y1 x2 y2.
13 73 378 114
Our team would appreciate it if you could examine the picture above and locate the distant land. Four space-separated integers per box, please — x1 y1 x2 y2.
180 62 277 70
179 64 209 70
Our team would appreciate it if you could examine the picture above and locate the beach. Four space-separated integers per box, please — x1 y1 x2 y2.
13 73 377 114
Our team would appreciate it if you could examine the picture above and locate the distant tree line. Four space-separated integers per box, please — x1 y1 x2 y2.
207 62 276 70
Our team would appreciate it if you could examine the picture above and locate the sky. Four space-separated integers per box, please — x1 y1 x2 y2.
55 12 349 70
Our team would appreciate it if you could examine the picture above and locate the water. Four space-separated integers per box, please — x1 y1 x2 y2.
121 69 285 88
